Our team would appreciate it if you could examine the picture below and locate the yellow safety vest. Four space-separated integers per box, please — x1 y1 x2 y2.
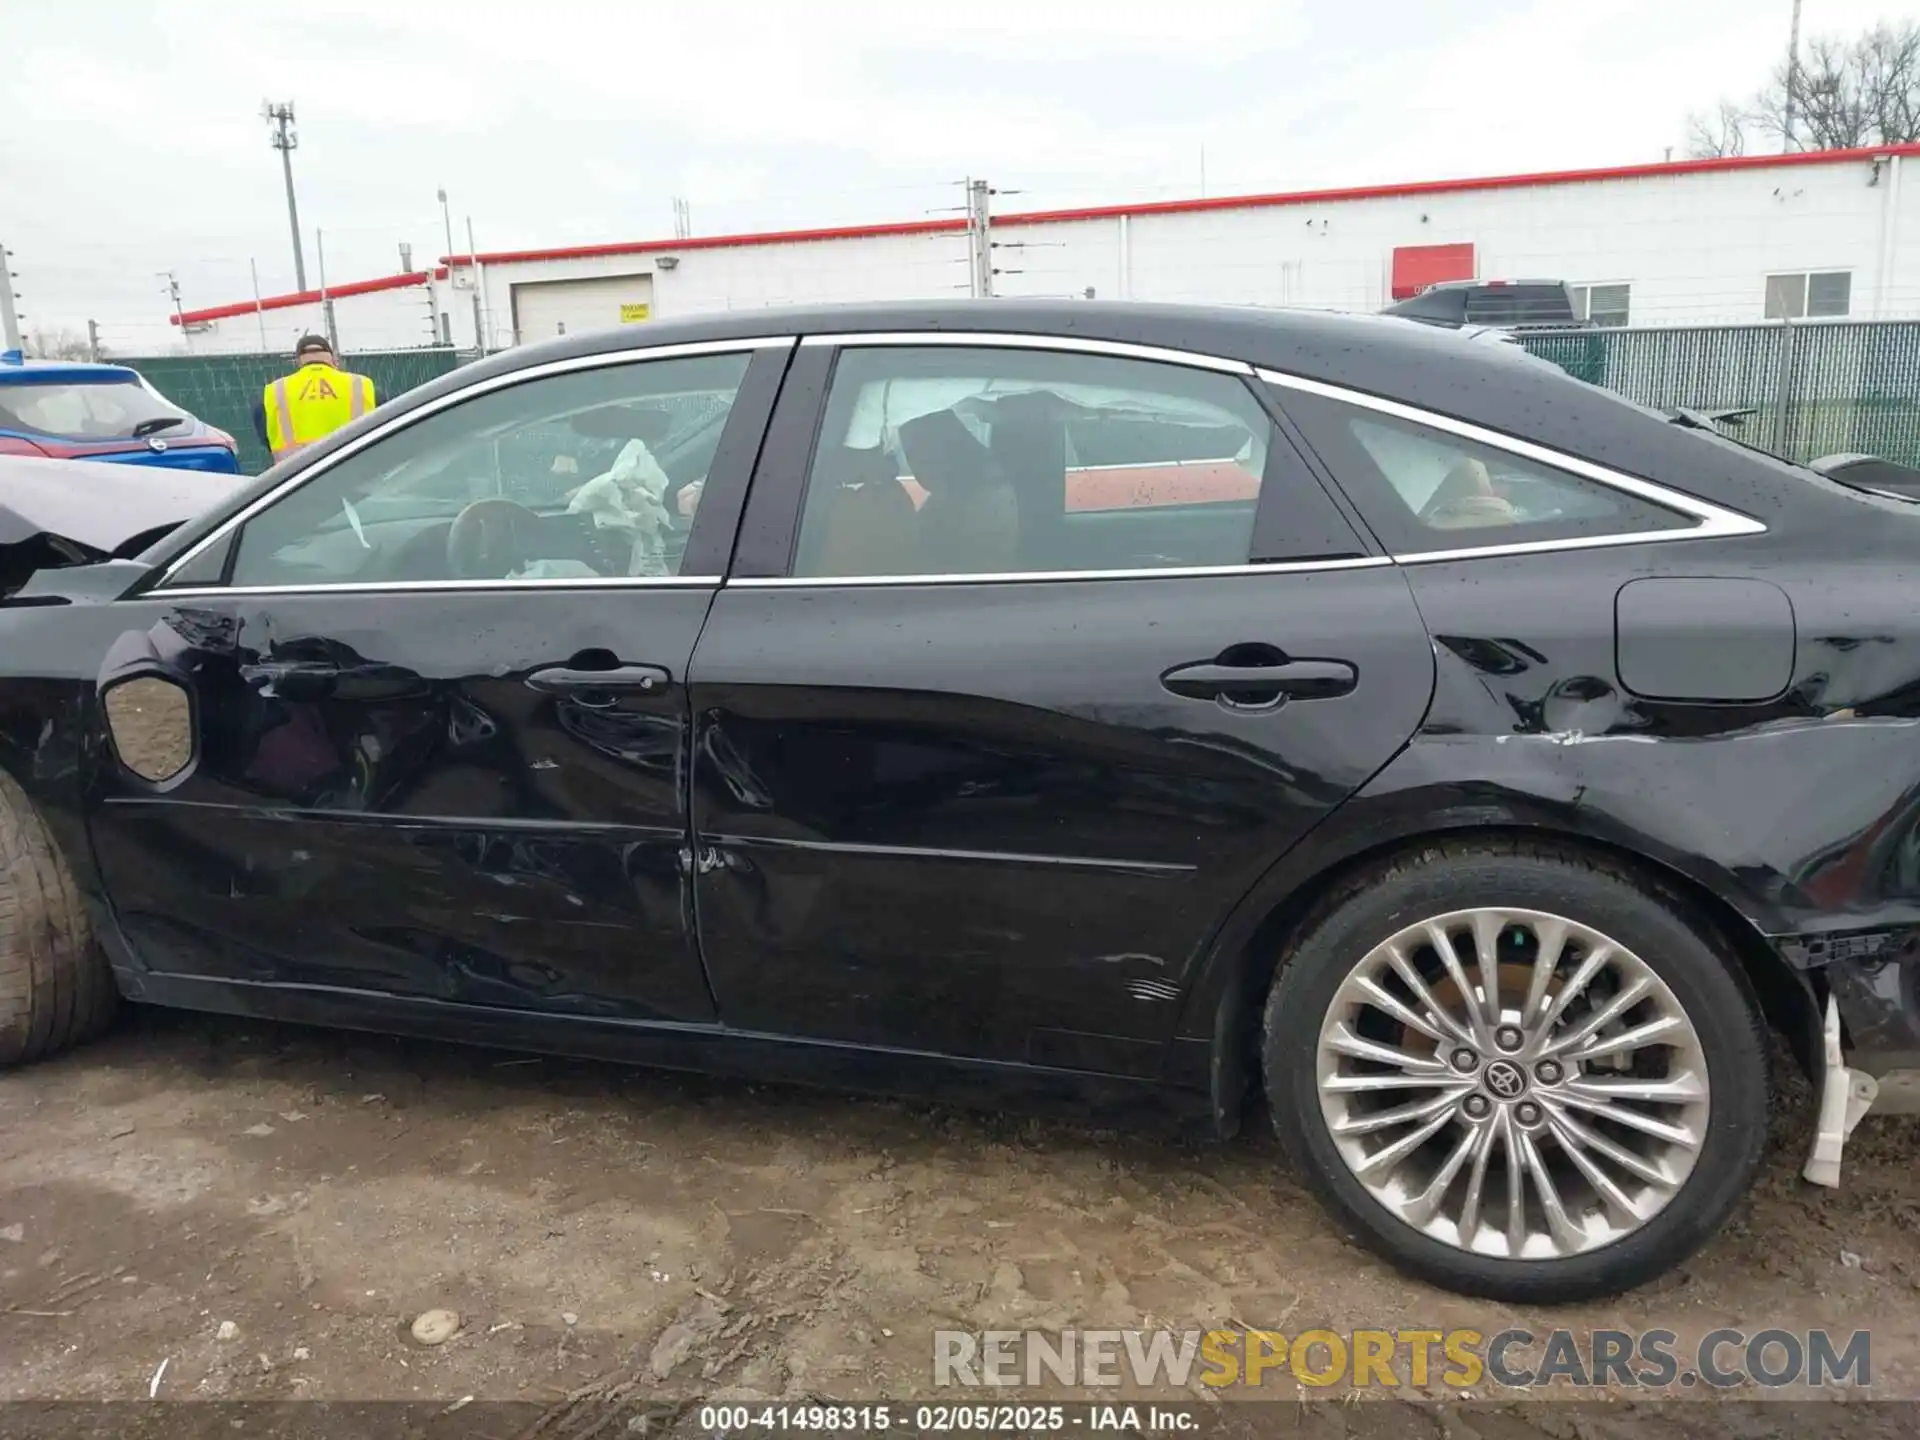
264 363 376 462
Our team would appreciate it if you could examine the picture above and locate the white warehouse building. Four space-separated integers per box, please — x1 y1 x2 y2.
171 144 1920 354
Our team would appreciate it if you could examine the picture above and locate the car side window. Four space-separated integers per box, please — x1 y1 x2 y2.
220 352 751 589
1276 387 1695 553
790 346 1277 578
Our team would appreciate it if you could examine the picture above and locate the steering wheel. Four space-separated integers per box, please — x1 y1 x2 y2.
446 498 545 579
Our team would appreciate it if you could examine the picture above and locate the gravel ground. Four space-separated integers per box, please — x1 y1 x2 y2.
1 1006 1916 1432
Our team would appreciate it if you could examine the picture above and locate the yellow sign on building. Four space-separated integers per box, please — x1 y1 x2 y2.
619 302 651 323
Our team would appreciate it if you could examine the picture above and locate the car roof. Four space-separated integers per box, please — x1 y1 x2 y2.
465 299 1560 395
0 351 139 386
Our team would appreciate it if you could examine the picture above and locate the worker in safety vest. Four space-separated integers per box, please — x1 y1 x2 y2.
261 335 376 463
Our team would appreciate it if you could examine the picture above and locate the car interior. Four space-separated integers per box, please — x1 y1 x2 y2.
228 393 734 586
1346 414 1674 535
793 385 1267 578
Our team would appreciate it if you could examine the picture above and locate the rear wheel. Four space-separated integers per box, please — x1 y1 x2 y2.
1262 840 1769 1301
0 771 116 1066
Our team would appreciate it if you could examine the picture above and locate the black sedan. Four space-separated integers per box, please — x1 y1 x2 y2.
2 300 1914 1303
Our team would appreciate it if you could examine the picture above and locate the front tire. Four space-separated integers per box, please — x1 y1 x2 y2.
1262 839 1769 1302
0 771 116 1066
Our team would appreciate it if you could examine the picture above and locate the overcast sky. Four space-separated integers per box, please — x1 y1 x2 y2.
0 0 1898 350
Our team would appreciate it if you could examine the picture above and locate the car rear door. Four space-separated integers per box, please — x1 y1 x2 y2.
686 334 1437 1072
87 338 789 1025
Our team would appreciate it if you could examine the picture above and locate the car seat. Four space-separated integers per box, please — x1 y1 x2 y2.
898 410 1019 576
801 445 922 576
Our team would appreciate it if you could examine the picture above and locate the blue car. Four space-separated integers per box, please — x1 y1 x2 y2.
0 350 239 473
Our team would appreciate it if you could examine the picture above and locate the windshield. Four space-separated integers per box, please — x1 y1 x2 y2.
0 377 190 441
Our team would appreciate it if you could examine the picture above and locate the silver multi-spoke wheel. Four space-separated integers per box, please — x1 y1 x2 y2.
1316 907 1709 1261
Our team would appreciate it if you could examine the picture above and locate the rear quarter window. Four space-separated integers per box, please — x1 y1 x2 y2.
1275 386 1696 553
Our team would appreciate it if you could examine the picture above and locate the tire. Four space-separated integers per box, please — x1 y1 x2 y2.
0 770 117 1066
1261 838 1769 1302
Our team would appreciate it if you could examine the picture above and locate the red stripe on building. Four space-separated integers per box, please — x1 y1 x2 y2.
186 143 1920 320
439 143 1920 269
173 270 440 327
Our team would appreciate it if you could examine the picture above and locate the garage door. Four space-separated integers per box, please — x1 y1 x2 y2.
510 273 655 344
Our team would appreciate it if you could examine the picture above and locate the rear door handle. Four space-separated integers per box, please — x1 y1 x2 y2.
1160 658 1358 705
526 662 672 696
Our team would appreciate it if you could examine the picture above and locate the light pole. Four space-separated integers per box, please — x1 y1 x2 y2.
263 100 307 290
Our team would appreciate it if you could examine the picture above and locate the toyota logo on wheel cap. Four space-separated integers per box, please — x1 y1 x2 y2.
1485 1060 1526 1099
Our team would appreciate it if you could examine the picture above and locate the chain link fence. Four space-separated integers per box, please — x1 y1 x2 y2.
120 322 1920 480
1520 320 1920 467
121 347 466 474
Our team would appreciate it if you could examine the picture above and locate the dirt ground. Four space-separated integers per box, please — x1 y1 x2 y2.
2 1005 1917 1430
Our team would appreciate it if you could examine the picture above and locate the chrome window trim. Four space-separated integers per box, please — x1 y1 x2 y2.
729 557 1391 588
153 336 795 589
1256 368 1769 552
800 331 1257 376
155 575 720 599
1393 531 1727 565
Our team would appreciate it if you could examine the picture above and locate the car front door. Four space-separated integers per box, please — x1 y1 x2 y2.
87 338 789 1024
686 335 1437 1071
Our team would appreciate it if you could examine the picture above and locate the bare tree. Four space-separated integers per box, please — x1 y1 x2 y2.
1686 99 1751 158
25 327 91 361
1690 20 1920 154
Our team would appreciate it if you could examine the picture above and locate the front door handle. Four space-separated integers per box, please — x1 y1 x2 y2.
1160 657 1358 706
526 662 672 696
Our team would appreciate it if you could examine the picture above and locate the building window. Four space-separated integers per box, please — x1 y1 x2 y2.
1765 270 1852 319
1571 283 1631 328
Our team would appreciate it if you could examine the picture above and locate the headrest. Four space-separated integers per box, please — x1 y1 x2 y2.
898 410 993 494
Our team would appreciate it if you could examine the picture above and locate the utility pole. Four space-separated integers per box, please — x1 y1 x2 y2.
0 240 21 352
437 188 458 347
86 319 100 361
263 100 308 290
467 216 487 354
315 229 339 352
1782 0 1804 153
160 271 189 351
418 281 440 347
966 178 993 298
250 258 270 350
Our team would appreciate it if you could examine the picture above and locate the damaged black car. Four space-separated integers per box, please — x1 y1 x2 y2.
2 300 1916 1304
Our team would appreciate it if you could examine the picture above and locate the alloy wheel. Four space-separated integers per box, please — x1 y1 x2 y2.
1314 907 1710 1260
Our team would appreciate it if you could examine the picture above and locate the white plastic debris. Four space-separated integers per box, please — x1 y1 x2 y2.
565 438 675 576
216 1321 239 1341
1805 994 1879 1187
